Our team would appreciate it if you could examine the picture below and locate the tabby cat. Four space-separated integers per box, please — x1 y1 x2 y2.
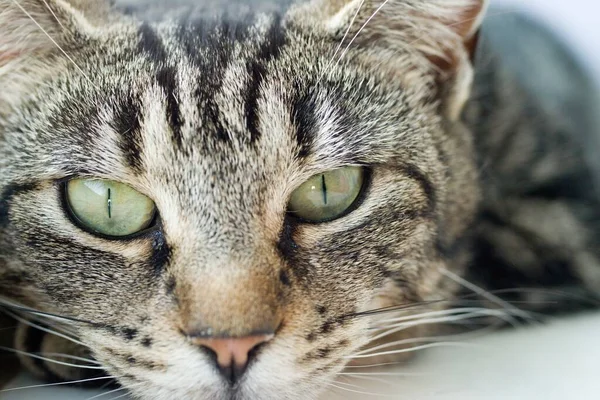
1 0 599 399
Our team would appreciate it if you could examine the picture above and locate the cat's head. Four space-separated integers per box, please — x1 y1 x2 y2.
0 0 485 398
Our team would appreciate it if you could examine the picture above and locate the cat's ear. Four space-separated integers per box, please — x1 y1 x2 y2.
292 0 488 120
0 0 107 68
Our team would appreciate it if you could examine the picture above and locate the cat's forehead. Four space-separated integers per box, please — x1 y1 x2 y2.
30 15 413 171
93 14 321 179
5 4 433 209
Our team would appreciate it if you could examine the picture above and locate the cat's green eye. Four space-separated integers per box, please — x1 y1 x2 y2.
65 179 156 237
288 167 365 222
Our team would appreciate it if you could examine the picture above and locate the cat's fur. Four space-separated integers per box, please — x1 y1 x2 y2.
0 0 599 399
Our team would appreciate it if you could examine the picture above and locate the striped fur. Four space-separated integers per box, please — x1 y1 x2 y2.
0 1 599 399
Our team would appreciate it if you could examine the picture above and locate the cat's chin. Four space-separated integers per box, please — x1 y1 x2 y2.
121 373 328 400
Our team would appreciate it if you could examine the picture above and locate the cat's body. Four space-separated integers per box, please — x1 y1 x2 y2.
467 11 600 310
0 1 598 399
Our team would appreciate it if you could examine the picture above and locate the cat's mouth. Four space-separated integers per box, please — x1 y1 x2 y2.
73 307 364 400
190 334 275 386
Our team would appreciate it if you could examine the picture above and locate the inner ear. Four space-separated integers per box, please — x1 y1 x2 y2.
379 0 488 121
297 0 489 120
423 1 487 76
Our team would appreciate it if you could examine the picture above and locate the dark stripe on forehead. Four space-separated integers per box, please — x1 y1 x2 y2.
243 15 287 144
176 19 243 144
204 104 229 143
176 18 244 70
112 95 144 173
156 67 184 151
255 15 286 63
292 86 318 158
138 22 167 62
244 64 264 144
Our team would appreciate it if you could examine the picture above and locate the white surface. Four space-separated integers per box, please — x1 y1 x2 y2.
328 313 600 400
3 0 600 399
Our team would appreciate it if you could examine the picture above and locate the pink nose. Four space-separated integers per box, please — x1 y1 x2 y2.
194 335 274 383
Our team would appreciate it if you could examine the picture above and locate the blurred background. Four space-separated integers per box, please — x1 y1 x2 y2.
495 0 599 79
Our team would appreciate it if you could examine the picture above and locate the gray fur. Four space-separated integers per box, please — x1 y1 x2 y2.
0 0 598 399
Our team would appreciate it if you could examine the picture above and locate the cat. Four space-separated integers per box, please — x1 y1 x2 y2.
1 0 599 399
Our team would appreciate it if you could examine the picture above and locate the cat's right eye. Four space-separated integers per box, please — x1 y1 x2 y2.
65 179 156 238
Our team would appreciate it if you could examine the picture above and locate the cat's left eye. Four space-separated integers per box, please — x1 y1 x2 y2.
65 179 156 237
288 167 366 223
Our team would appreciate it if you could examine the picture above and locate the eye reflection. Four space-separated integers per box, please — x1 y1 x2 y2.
66 179 156 237
288 167 365 222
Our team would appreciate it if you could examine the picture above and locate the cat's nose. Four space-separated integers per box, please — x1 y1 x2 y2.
192 334 274 384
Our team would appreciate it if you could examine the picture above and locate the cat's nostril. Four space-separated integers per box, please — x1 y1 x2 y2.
193 335 274 384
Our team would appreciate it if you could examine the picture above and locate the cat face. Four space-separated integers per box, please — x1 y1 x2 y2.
0 0 484 398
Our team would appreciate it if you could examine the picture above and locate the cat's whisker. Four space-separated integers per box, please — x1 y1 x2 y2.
99 378 119 390
335 372 423 387
108 391 133 400
338 371 426 378
342 299 448 320
370 310 515 337
336 373 396 386
332 376 365 390
327 380 396 398
439 268 536 323
344 286 570 322
0 297 96 325
84 383 142 400
356 321 501 356
2 305 79 335
3 309 87 347
85 388 128 400
318 0 366 84
336 0 391 65
345 341 482 360
452 298 558 307
41 0 68 33
38 352 102 365
0 375 116 393
468 287 600 307
0 325 18 332
344 361 410 369
370 306 493 326
84 387 128 400
0 345 105 370
366 308 521 343
10 0 99 90
369 306 515 328
9 310 81 338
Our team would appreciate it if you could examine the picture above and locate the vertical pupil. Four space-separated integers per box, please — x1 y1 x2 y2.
107 188 112 219
321 174 327 205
